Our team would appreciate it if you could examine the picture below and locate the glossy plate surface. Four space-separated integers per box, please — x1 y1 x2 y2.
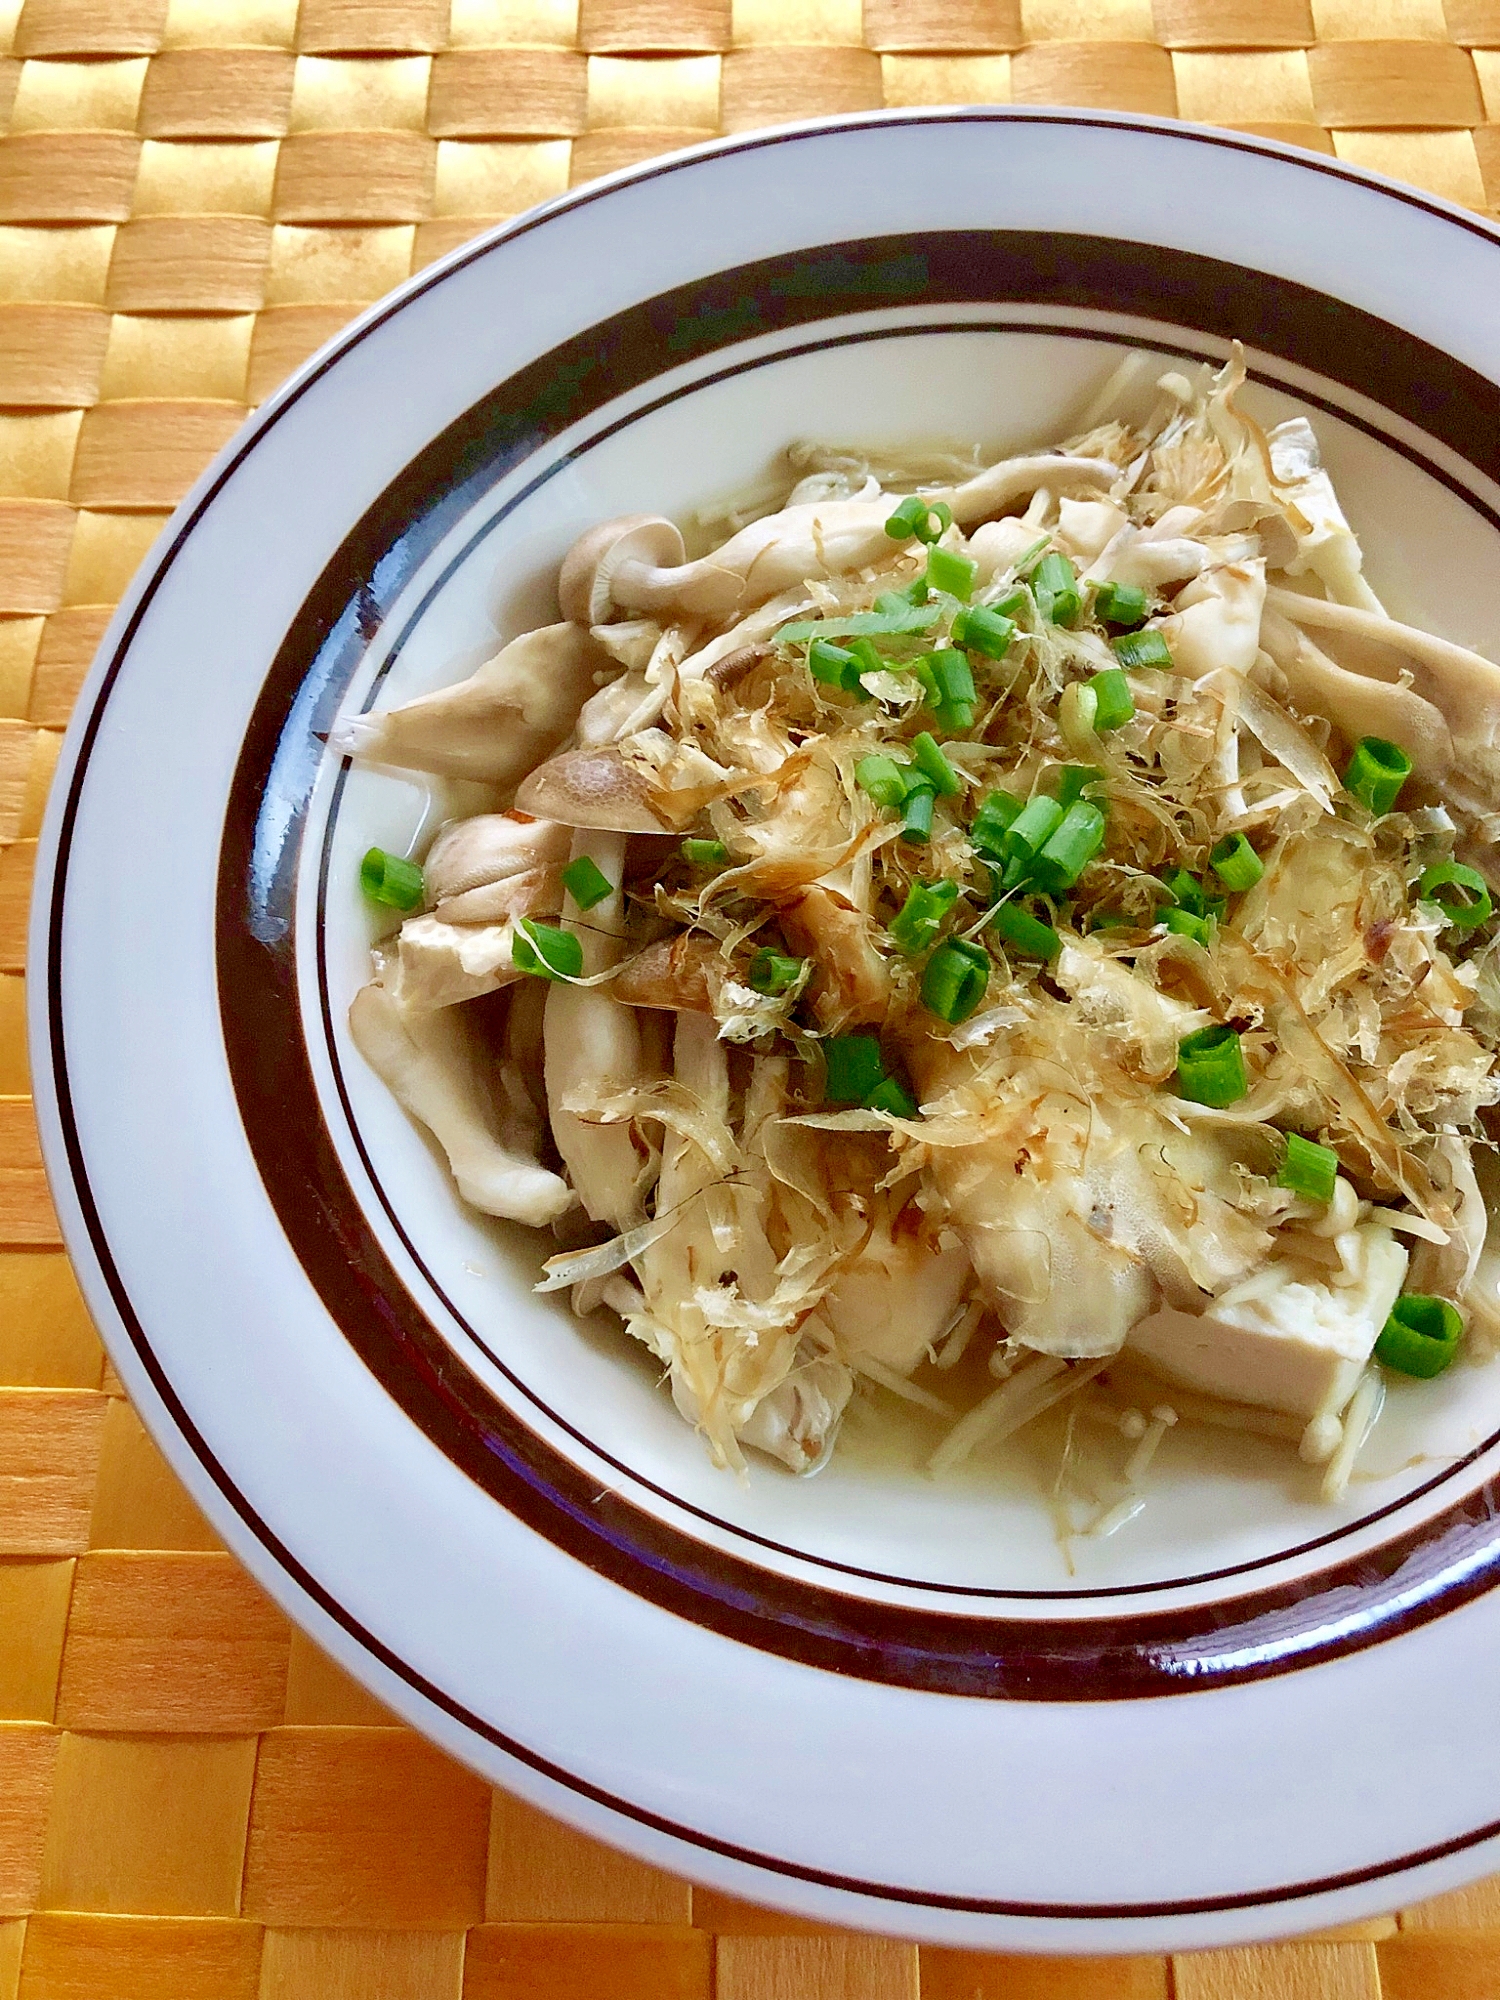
30 109 1500 1951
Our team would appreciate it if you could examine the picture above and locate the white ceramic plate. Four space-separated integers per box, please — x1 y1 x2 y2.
32 109 1500 1953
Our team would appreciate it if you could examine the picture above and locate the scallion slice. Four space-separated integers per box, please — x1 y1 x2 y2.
1034 552 1080 626
922 937 990 1024
970 788 1024 857
1175 1024 1247 1107
1028 800 1106 894
824 1033 886 1106
1094 580 1149 628
910 730 963 797
681 838 729 868
864 1075 919 1118
561 855 612 910
1111 628 1173 671
890 878 960 954
360 846 424 912
900 784 936 844
747 948 804 995
1056 765 1102 809
1089 667 1134 732
1417 860 1492 930
1209 832 1264 892
774 604 940 645
1164 906 1213 946
1343 735 1411 816
990 901 1059 961
1002 794 1065 866
883 494 928 540
1159 866 1207 916
930 648 976 710
951 603 1015 659
856 754 910 811
809 636 856 688
1277 1132 1339 1203
926 544 977 602
1375 1294 1464 1378
512 918 584 982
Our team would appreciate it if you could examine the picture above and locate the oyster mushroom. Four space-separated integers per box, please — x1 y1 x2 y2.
349 983 571 1226
423 813 571 925
514 744 665 832
780 886 890 1031
1259 614 1454 783
613 932 725 1013
1161 559 1266 678
332 624 606 788
543 831 649 1229
558 515 689 625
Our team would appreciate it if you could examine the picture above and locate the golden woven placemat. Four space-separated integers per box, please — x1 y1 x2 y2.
4 1 1500 1994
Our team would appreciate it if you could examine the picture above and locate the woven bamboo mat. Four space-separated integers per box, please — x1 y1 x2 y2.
5 1 1500 1995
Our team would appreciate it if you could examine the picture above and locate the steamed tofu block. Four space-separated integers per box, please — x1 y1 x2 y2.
1127 1223 1408 1422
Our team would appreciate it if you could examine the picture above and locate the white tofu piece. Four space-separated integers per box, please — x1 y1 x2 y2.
1126 1222 1408 1422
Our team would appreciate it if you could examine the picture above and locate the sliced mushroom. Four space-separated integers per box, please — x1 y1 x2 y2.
388 912 527 1014
613 932 725 1013
514 744 666 832
1160 559 1266 678
558 516 687 625
1264 586 1500 760
781 885 890 1030
331 623 606 787
935 452 1120 526
1260 615 1453 782
349 982 571 1226
544 831 649 1229
1083 528 1207 591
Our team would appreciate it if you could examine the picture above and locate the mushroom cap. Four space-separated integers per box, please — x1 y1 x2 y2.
423 813 571 902
514 744 666 832
558 514 686 626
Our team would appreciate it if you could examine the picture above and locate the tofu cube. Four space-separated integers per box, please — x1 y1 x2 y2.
1126 1223 1408 1422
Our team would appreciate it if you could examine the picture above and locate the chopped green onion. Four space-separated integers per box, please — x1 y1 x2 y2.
1164 906 1213 946
1375 1293 1464 1377
360 846 424 912
845 636 884 680
1343 735 1411 816
930 648 976 709
1003 795 1065 858
561 855 612 910
1094 580 1149 628
1056 765 1102 809
513 918 584 982
874 580 931 612
910 730 962 797
1111 628 1173 671
990 901 1059 960
884 494 929 540
951 603 1015 659
865 1075 919 1119
1034 552 1081 626
808 636 856 688
1175 1024 1248 1107
682 838 729 869
900 784 936 843
922 937 991 1024
856 754 910 811
1210 832 1264 892
1029 801 1106 894
890 878 960 954
1277 1133 1339 1204
1089 667 1135 732
824 1033 886 1106
1159 866 1207 916
926 544 977 602
747 948 804 995
970 788 1024 857
1417 860 1492 930
775 604 940 645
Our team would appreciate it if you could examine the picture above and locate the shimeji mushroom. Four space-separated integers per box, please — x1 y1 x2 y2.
612 932 725 1013
422 813 572 925
349 983 571 1226
555 454 1120 626
332 623 605 789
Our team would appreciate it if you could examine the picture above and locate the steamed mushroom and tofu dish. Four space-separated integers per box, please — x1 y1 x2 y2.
341 347 1500 1523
